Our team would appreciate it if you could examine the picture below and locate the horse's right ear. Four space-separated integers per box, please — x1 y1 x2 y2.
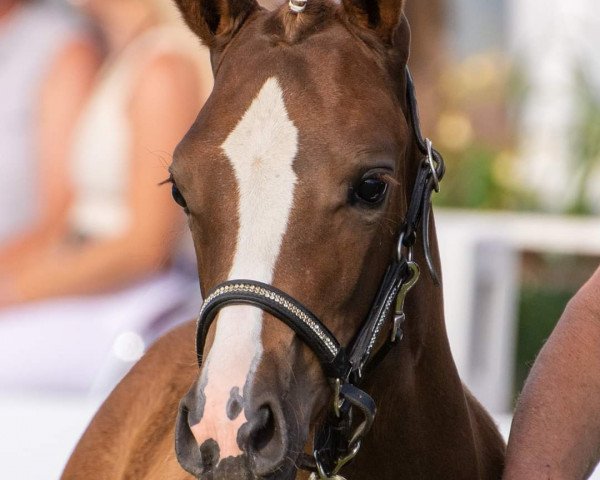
173 0 259 47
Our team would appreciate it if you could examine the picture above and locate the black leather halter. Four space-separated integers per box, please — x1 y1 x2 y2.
195 67 445 479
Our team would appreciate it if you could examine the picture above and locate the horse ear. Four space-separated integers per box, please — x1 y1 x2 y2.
341 0 407 46
173 0 259 47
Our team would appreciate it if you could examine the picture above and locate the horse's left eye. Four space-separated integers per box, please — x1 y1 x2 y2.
353 177 388 206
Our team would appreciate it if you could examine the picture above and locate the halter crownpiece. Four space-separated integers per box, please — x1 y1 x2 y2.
195 67 445 479
289 0 307 13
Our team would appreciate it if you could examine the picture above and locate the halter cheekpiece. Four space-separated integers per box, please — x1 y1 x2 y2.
195 67 445 480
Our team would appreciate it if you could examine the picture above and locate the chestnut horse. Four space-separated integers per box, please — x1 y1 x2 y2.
63 0 505 478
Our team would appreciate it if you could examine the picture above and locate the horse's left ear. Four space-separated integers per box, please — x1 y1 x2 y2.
173 0 259 47
341 0 407 46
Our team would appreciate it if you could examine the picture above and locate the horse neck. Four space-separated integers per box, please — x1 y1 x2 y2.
351 222 487 478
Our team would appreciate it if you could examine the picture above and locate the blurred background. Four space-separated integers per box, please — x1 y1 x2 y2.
0 0 599 478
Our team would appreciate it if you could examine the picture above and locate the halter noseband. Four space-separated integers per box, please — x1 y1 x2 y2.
195 67 445 479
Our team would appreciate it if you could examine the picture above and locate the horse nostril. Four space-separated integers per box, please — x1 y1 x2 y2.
250 406 275 452
238 403 288 475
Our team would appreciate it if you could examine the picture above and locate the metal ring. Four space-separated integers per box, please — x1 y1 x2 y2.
312 441 360 480
426 138 440 193
289 0 307 13
396 232 413 263
331 441 361 476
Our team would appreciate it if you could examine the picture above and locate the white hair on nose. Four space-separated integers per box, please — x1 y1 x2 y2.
191 77 299 460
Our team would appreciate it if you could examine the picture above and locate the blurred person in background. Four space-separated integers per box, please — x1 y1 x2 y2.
0 0 99 262
0 0 211 393
504 265 600 479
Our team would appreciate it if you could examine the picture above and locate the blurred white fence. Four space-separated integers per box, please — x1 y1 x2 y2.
438 209 600 414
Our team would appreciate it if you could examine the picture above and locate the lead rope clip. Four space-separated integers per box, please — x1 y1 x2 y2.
391 261 420 342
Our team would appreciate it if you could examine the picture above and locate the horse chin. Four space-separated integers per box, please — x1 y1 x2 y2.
198 454 298 480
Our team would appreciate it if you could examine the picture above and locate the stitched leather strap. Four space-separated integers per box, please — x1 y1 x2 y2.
347 260 408 378
402 68 446 285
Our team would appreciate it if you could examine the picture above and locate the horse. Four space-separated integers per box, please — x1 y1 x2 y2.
62 0 506 478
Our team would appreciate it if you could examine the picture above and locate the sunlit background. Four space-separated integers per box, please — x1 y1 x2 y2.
1 0 599 478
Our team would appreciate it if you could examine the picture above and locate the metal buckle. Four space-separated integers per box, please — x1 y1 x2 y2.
426 138 440 193
310 442 361 480
391 261 420 342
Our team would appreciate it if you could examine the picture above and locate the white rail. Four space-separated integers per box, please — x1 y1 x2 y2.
437 209 600 255
436 209 600 414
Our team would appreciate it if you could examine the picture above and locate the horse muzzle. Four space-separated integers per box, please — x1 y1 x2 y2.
175 380 303 480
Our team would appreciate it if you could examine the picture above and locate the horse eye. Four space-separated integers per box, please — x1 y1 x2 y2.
171 183 188 210
353 177 388 206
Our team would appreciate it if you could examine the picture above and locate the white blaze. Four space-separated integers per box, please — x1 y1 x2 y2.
193 78 299 458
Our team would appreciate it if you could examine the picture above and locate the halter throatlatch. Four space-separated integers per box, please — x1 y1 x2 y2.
195 67 445 480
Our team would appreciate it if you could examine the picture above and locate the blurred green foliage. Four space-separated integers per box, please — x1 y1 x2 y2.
514 287 572 403
430 53 534 210
431 55 600 214
435 143 535 210
513 253 599 402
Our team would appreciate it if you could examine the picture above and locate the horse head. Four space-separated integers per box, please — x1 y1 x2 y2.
171 0 442 477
